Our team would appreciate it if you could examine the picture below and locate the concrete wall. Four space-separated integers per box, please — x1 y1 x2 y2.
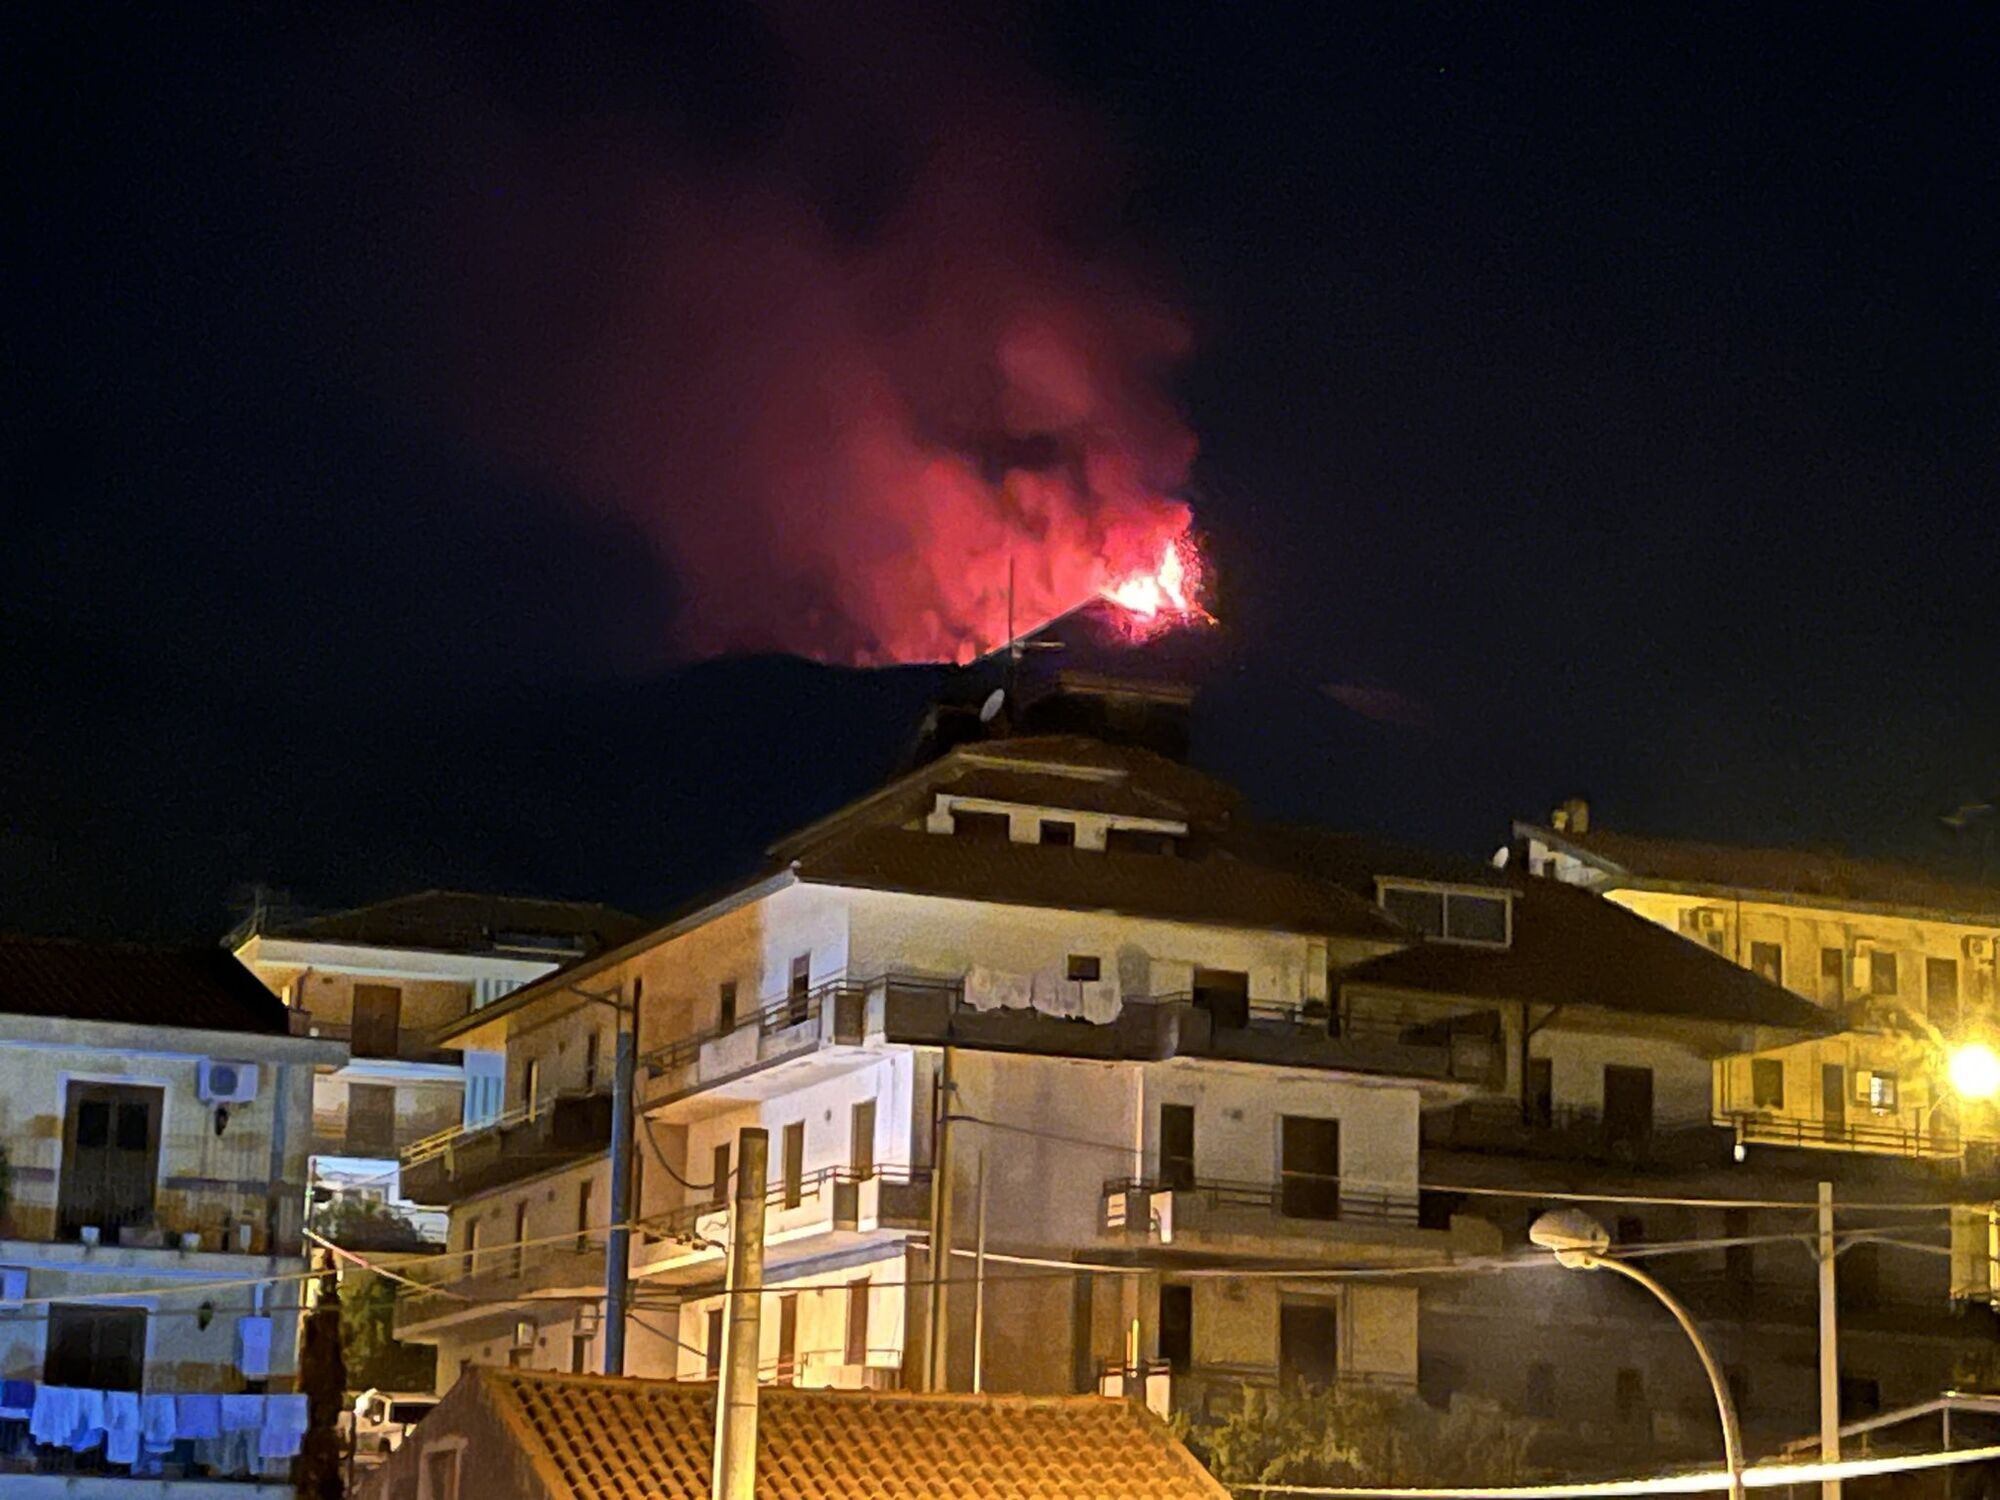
669 1249 909 1386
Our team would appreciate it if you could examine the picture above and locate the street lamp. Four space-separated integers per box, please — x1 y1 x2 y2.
1530 1209 1746 1500
1948 1041 2000 1102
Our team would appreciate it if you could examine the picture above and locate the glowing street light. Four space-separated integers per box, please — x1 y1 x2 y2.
1948 1041 2000 1101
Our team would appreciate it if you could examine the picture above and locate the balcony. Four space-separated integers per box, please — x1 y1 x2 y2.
1719 1109 1995 1162
1101 1172 1479 1258
641 982 877 1110
398 1088 612 1205
290 1014 462 1067
1099 1361 1417 1423
1423 1099 1737 1169
394 1242 603 1340
632 1165 931 1285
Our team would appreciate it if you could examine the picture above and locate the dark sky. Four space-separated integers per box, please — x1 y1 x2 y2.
11 4 1998 939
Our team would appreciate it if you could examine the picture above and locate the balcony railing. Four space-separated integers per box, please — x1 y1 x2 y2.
1102 1361 1419 1421
1103 1173 1424 1242
398 1088 613 1205
1720 1109 1983 1160
296 1017 462 1067
1423 1099 1736 1168
636 1164 932 1263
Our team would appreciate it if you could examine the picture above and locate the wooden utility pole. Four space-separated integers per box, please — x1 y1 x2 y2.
712 1127 769 1500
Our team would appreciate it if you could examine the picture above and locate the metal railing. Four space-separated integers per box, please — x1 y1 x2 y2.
1720 1109 1981 1159
1425 1099 1732 1166
640 1163 932 1248
401 1091 571 1171
1104 1173 1422 1228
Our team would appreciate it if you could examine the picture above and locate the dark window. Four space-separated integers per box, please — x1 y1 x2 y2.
1278 1299 1339 1388
1603 1065 1655 1146
1615 1214 1646 1246
1444 893 1509 944
59 1083 161 1239
1159 1285 1193 1372
1105 827 1176 856
1822 1064 1847 1141
465 1219 482 1274
1191 968 1250 1030
1279 1116 1341 1220
575 1177 594 1252
711 1143 731 1211
1418 1353 1461 1411
45 1304 147 1391
570 1331 593 1374
1820 946 1846 1001
1159 1104 1196 1191
851 1099 876 1179
1526 1362 1556 1418
1040 819 1077 846
521 1059 541 1111
347 1084 397 1158
1066 954 1102 983
705 1308 724 1378
1381 886 1445 937
1927 959 1961 1031
845 1279 870 1365
1525 1058 1554 1127
787 955 811 1025
511 1201 529 1278
951 810 1010 842
718 981 739 1031
351 984 403 1058
1752 1058 1786 1109
582 1031 600 1093
1750 942 1784 986
1838 1375 1881 1423
1615 1368 1645 1425
1870 952 1899 996
775 1293 799 1384
782 1121 805 1210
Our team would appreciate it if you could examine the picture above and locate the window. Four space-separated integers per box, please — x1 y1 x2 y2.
1750 942 1784 986
1838 1375 1881 1423
705 1307 725 1378
782 1121 805 1210
1820 946 1846 1002
473 976 524 1010
788 955 812 1025
1378 882 1511 945
44 1304 146 1390
347 1083 397 1158
775 1293 799 1384
1526 1362 1556 1418
583 1030 600 1093
462 1052 505 1129
1279 1116 1341 1220
420 1445 461 1500
521 1060 541 1112
1927 958 1961 1031
951 809 1010 842
1525 1057 1553 1127
1602 1065 1655 1145
1869 951 1899 997
1105 826 1177 856
1859 1070 1897 1114
1191 968 1250 1030
1278 1299 1339 1388
575 1177 594 1252
1418 1353 1461 1411
1752 1058 1786 1109
59 1082 162 1239
1615 1367 1645 1426
1159 1284 1193 1372
718 980 739 1031
465 1218 482 1274
570 1330 593 1374
844 1279 871 1365
1040 819 1077 846
711 1143 731 1211
1066 954 1102 983
512 1201 529 1278
850 1100 876 1179
1159 1104 1196 1191
352 984 403 1058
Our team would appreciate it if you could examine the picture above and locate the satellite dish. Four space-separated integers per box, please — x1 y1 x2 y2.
978 688 1006 723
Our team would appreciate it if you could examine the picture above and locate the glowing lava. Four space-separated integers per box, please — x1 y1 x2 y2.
1100 533 1212 640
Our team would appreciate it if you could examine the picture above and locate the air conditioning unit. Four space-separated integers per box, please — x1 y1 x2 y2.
513 1319 537 1351
197 1060 260 1104
574 1304 602 1338
1966 936 1994 960
1692 909 1727 932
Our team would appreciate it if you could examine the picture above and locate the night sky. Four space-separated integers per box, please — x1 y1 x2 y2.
11 5 1997 940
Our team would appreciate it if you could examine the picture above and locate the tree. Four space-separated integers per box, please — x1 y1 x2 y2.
1178 1382 1542 1490
297 1268 349 1500
309 1195 438 1394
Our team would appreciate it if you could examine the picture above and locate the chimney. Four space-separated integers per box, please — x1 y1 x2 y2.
1552 798 1591 836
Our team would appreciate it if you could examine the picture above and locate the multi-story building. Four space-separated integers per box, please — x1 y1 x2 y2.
0 935 343 1495
231 891 640 1246
392 734 1517 1410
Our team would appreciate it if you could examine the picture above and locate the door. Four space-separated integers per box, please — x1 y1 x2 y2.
775 1293 799 1384
1159 1284 1193 1372
1279 1116 1340 1219
1602 1065 1654 1148
1192 968 1250 1030
1821 1064 1846 1142
59 1083 162 1239
346 1083 396 1158
45 1304 147 1391
1525 1057 1554 1127
1159 1104 1196 1191
351 985 403 1058
851 1100 877 1179
1278 1298 1339 1388
782 1121 805 1209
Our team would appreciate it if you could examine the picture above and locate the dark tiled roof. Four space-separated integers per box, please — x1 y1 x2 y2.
1230 824 1512 899
795 827 1400 941
478 1370 1230 1500
0 935 291 1034
1519 823 2000 922
1341 878 1834 1032
261 890 646 956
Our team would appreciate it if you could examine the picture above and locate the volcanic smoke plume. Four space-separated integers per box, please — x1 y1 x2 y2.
443 6 1199 665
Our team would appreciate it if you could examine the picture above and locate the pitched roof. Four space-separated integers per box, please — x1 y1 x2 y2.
257 890 646 956
1340 877 1834 1033
0 935 291 1034
1518 822 2000 923
475 1369 1229 1500
794 826 1399 940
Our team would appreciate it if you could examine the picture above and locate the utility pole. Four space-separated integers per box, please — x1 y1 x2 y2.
924 1046 957 1391
713 1127 769 1500
603 992 636 1375
972 1150 988 1394
1818 1181 1841 1500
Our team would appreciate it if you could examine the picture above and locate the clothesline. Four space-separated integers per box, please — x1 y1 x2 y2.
0 1383 308 1475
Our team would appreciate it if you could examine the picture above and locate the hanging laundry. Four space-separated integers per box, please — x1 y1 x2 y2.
0 1378 33 1419
236 1314 274 1380
29 1385 80 1446
140 1393 178 1453
105 1390 142 1465
174 1392 222 1440
258 1392 310 1459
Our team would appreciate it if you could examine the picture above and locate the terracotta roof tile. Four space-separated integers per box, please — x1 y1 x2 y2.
479 1370 1230 1500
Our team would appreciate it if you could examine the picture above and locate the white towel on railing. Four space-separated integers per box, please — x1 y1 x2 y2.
105 1390 142 1464
235 1314 273 1379
220 1393 263 1432
1030 969 1080 1017
964 967 1032 1011
1078 981 1121 1024
140 1393 178 1453
29 1385 81 1446
258 1393 310 1459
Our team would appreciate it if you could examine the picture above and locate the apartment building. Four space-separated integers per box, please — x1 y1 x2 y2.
392 734 1515 1413
231 891 640 1245
0 936 343 1495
